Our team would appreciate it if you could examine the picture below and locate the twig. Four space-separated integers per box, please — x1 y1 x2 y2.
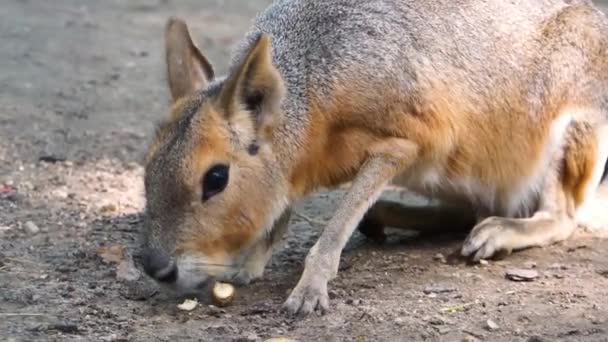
462 330 486 340
5 257 38 265
0 313 52 317
294 212 327 226
439 301 477 313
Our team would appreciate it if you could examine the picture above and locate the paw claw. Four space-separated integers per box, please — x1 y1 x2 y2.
462 217 512 261
281 276 329 317
281 296 301 316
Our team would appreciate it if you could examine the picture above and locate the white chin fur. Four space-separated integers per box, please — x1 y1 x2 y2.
172 255 236 293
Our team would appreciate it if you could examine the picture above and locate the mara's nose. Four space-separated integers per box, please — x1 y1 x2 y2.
141 247 178 283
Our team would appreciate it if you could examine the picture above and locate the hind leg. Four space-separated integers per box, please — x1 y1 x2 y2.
574 125 608 233
357 199 476 243
462 122 608 261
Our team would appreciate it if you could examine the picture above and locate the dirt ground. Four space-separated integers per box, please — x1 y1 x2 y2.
3 0 608 341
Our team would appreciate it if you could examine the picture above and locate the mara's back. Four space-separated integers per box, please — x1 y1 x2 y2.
234 0 577 118
232 0 608 208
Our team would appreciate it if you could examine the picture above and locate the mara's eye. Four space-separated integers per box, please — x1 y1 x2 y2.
202 164 229 201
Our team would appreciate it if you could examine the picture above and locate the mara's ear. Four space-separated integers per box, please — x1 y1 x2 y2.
165 17 215 102
216 34 285 145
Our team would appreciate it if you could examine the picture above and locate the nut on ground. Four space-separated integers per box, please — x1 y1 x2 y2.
212 282 235 307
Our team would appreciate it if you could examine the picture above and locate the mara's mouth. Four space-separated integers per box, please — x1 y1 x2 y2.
158 256 241 293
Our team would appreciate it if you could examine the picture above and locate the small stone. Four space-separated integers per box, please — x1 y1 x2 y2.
434 253 447 263
524 261 537 269
207 305 226 317
461 334 481 342
505 269 539 282
479 259 489 265
429 316 447 325
47 322 79 333
233 332 258 342
100 334 118 341
526 336 553 342
100 204 118 213
177 298 198 311
424 284 457 294
346 298 362 306
38 155 66 163
119 278 158 301
548 263 568 270
437 327 451 335
24 221 40 234
485 319 499 331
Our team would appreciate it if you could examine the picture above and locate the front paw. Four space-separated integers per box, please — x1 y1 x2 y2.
231 270 255 286
231 264 266 286
461 216 516 261
282 274 329 316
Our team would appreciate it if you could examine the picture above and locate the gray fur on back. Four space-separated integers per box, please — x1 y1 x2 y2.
225 0 605 155
232 0 565 103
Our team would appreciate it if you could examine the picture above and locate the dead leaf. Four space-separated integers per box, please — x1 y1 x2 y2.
0 185 16 193
100 204 117 213
97 245 125 264
116 258 141 282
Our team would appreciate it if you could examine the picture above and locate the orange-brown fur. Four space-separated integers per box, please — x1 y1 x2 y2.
562 122 598 207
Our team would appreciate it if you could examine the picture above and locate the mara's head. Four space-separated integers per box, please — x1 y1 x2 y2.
141 18 288 292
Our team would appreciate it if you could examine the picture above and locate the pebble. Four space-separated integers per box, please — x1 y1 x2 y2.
505 269 539 282
548 263 568 270
479 259 489 266
526 336 553 342
485 319 499 331
346 298 362 306
100 204 117 213
47 322 79 333
177 298 198 311
424 284 457 294
461 334 481 342
207 305 226 317
100 334 118 341
240 332 258 341
24 221 40 234
118 279 158 301
428 316 450 325
434 253 447 263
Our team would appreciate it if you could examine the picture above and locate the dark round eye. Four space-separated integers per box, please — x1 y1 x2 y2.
202 164 229 201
